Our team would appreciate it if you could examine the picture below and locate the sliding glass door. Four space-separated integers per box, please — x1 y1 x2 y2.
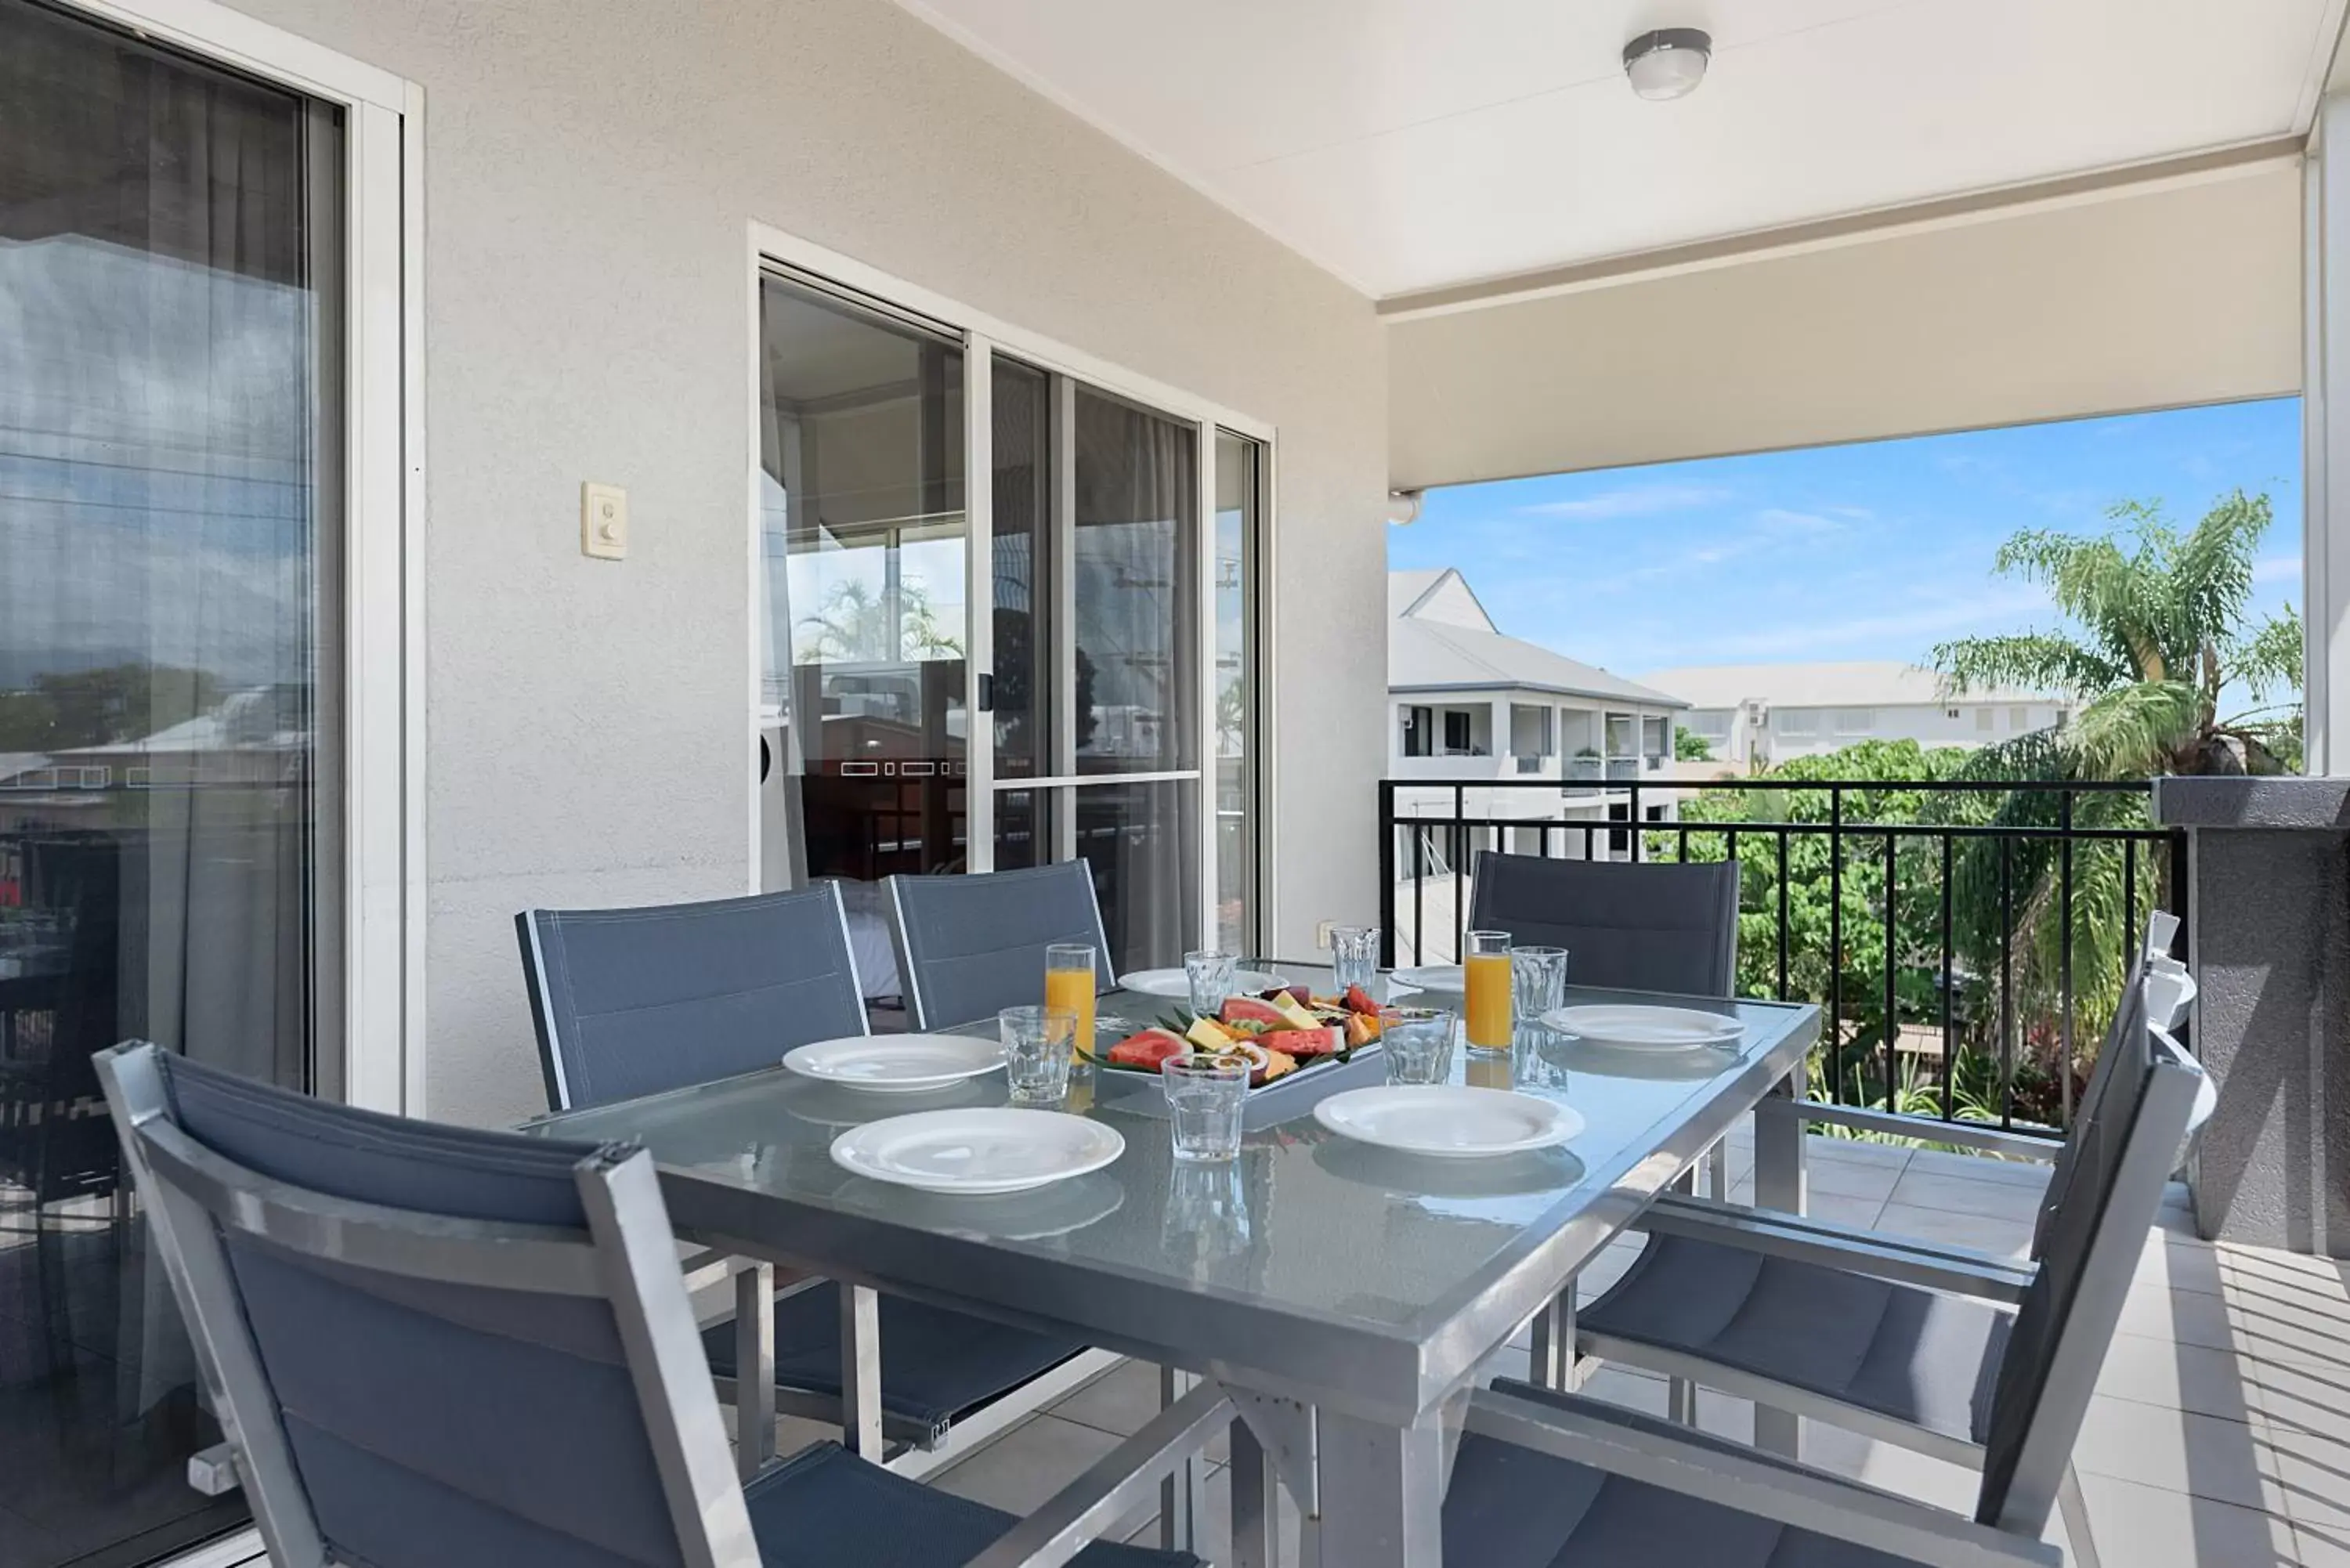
1 2 344 1563
992 376 1202 970
755 261 1267 981
757 273 969 898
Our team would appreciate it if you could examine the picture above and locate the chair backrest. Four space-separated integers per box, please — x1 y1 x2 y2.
1973 982 2204 1537
2027 953 2149 1260
94 1042 756 1568
885 863 1113 1031
517 885 867 1111
1466 853 1740 996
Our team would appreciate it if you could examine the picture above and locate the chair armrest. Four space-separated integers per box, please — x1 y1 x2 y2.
960 1378 1233 1568
1466 1387 2058 1568
1637 1194 2037 1304
1762 1098 2062 1163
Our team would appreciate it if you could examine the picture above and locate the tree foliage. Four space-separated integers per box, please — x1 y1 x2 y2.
0 663 226 752
1933 492 2302 777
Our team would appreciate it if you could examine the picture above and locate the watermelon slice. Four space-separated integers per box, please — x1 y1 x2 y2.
1343 984 1382 1017
1106 1028 1190 1071
1267 1024 1343 1058
1220 995 1288 1028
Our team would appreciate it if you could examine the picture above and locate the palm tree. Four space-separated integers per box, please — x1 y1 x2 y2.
1932 491 2301 777
1929 492 2302 1098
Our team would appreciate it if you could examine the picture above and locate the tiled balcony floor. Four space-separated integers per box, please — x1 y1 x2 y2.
885 1129 2350 1566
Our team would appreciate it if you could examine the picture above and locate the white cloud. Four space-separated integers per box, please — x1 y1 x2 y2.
1516 482 1734 520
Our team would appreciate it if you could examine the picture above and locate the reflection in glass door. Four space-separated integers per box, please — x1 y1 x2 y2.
756 270 970 999
753 261 1267 988
0 2 343 1562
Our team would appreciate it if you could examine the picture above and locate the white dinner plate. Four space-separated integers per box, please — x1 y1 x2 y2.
783 1033 1006 1093
1392 965 1465 994
830 1108 1126 1194
1118 966 1292 999
1540 1005 1745 1052
1313 1086 1583 1158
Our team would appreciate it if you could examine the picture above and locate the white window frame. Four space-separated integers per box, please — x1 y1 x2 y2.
744 223 1277 952
55 0 425 1120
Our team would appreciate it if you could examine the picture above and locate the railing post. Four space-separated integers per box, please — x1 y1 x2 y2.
2059 791 2075 1128
1828 786 1843 1102
1376 780 1397 969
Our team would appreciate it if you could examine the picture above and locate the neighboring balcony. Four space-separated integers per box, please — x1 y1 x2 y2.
1394 751 1558 782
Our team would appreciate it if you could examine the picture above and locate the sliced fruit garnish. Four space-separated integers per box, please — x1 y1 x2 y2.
1184 1015 1236 1052
1271 1024 1344 1057
1219 995 1288 1028
1270 990 1321 1031
1106 1028 1190 1071
1206 1040 1297 1084
1343 984 1382 1017
1343 1011 1381 1049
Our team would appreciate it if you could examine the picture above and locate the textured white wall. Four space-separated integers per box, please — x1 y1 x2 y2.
1390 166 2301 489
226 0 1385 1123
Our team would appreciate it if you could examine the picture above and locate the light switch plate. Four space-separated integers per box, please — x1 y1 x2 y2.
581 482 627 560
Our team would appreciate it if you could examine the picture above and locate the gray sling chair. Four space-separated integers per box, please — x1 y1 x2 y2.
1549 963 2206 1568
1470 851 1743 1387
91 1042 1209 1568
884 863 1117 1031
1467 851 1741 997
1439 971 2200 1568
517 886 1086 1460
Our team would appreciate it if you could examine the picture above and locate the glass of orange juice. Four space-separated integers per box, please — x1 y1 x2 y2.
1044 943 1098 1058
1463 930 1513 1051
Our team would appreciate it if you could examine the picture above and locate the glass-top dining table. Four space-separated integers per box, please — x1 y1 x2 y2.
529 965 1822 1566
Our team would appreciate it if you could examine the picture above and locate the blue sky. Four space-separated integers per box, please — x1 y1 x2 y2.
1390 399 2305 681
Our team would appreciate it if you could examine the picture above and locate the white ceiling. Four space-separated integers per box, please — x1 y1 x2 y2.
898 0 2346 300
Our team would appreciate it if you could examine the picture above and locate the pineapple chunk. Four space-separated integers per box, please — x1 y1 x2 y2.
1185 1016 1235 1051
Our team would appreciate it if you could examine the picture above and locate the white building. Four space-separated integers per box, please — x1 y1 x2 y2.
1644 661 2074 770
1390 569 1686 861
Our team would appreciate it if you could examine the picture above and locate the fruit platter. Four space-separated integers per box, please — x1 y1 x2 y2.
1086 985 1413 1091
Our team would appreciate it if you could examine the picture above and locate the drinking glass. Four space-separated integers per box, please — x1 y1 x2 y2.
1184 948 1239 1016
1510 945 1570 1027
1162 1057 1249 1162
1043 943 1098 1053
1001 1005 1078 1107
1462 930 1513 1051
1380 1008 1457 1086
1328 924 1379 997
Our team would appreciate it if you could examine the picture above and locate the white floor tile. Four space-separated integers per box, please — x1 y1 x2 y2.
2070 1394 2290 1517
930 1413 1154 1537
2074 1471 2301 1568
1872 1201 2034 1256
1047 1360 1230 1461
1904 1145 2056 1190
1888 1165 2049 1223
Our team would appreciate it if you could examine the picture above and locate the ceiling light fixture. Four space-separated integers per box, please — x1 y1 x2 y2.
1623 27 1712 102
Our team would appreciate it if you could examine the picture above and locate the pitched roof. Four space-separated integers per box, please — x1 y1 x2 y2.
1387 568 1448 619
1640 660 2066 710
1390 572 1685 706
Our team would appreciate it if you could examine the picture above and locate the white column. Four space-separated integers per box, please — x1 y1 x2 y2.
2308 98 2350 773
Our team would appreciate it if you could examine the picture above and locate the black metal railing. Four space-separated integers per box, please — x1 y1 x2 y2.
1376 775 2188 1136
